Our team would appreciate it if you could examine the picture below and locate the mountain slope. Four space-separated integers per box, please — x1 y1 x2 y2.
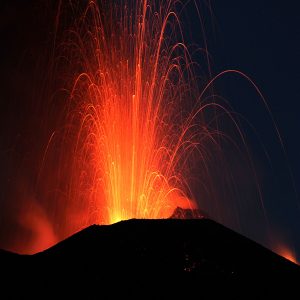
1 219 299 298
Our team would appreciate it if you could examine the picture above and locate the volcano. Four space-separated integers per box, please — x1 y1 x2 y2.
1 215 299 298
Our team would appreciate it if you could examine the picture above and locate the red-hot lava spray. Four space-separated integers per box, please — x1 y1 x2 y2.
15 0 207 253
55 0 200 225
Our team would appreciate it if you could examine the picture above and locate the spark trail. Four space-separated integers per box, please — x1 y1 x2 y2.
53 0 200 226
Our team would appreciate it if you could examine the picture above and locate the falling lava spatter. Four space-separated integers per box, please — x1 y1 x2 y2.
15 0 214 247
59 0 200 225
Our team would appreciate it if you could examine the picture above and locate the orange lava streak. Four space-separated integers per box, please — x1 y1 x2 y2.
277 245 298 265
64 0 197 225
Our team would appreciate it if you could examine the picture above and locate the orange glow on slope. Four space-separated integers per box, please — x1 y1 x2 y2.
17 201 58 254
277 245 298 265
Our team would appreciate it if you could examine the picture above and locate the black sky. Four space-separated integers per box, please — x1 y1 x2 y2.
210 1 300 259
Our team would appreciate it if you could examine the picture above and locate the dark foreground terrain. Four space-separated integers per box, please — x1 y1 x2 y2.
1 217 299 298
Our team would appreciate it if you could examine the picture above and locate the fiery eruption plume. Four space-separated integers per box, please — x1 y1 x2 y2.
56 0 199 225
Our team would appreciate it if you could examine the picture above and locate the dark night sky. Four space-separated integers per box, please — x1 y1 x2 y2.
0 1 299 259
212 1 300 186
210 1 300 259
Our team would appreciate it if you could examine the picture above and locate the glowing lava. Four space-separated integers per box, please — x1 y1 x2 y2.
277 245 298 265
53 0 199 226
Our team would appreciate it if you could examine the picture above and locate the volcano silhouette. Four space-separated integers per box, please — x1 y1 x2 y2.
1 210 299 298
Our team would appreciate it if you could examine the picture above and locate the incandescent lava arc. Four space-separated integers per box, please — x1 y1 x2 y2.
41 0 204 229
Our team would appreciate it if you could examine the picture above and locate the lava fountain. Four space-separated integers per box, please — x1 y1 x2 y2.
43 0 202 228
